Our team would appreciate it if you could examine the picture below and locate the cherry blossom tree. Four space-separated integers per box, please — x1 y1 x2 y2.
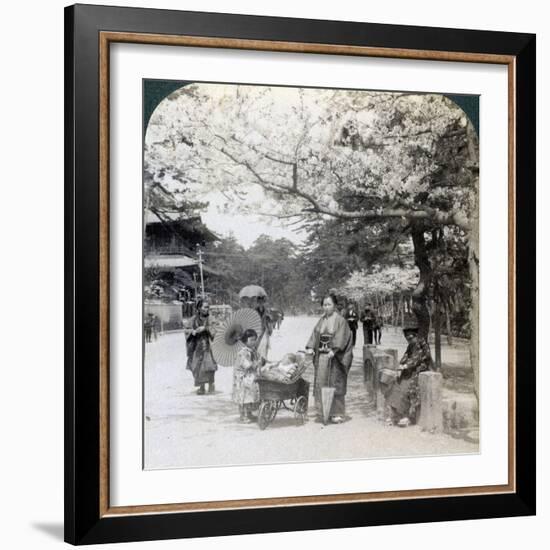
145 83 479 391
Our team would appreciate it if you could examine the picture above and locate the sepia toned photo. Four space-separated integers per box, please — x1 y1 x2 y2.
142 81 480 470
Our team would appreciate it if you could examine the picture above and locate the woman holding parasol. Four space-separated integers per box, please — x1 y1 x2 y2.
210 306 264 420
239 285 273 361
306 293 354 423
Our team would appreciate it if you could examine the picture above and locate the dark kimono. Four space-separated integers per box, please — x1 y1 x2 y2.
345 309 359 346
360 308 376 345
184 314 217 387
306 313 353 417
385 337 433 421
256 308 274 360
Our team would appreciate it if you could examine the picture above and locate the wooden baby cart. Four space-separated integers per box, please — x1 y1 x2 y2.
256 377 310 430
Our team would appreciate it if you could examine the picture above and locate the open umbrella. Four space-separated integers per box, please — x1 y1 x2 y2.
211 308 262 366
238 285 267 299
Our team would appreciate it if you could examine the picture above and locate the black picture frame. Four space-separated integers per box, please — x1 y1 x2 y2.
65 3 536 545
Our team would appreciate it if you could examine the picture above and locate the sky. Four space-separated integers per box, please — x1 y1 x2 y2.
200 191 307 248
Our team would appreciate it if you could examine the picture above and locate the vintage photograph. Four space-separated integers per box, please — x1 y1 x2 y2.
143 81 480 470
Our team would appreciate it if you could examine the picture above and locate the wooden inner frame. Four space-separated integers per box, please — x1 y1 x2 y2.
98 31 517 518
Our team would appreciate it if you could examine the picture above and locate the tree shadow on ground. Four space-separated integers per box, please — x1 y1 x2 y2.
441 364 475 393
346 361 376 418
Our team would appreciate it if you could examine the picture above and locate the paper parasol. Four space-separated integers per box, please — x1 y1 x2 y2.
238 285 267 299
211 308 262 366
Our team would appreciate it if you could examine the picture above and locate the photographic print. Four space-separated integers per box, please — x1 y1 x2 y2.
65 7 535 542
143 80 480 470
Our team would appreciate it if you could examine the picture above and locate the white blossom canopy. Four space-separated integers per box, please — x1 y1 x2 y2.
145 83 478 232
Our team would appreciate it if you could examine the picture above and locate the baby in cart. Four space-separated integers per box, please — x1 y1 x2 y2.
233 330 309 423
259 351 309 383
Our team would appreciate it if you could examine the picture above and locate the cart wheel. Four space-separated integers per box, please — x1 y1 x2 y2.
294 396 308 425
271 401 280 421
258 401 275 430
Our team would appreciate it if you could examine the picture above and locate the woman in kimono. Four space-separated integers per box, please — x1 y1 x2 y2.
373 312 383 345
233 329 263 422
384 323 434 426
255 297 273 361
345 303 359 346
360 305 376 345
306 293 354 423
183 299 217 395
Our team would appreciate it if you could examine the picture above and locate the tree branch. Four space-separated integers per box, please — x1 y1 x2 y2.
227 133 295 166
218 146 470 230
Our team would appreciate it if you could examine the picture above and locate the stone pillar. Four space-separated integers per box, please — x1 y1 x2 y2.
374 352 393 370
376 387 387 420
364 346 399 416
418 371 443 433
373 352 393 393
363 345 376 394
363 344 377 364
442 392 479 434
380 348 398 369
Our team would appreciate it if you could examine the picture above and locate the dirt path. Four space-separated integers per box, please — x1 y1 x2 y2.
144 316 477 470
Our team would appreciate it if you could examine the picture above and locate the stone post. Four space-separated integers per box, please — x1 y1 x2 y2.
372 351 393 418
363 344 377 362
418 371 443 433
363 345 376 393
373 353 393 382
380 348 398 369
364 346 399 417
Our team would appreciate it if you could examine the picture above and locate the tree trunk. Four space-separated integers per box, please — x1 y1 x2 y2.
469 194 479 402
434 301 442 370
467 123 480 403
445 303 453 345
411 224 432 339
